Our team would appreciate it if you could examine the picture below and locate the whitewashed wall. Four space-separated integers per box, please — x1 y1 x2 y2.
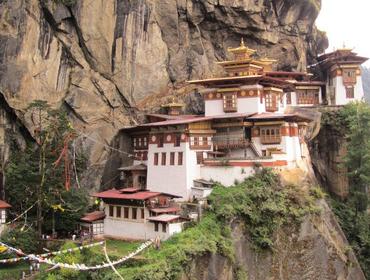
332 76 364 105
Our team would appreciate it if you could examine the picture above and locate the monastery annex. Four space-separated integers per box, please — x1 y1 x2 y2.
92 41 368 240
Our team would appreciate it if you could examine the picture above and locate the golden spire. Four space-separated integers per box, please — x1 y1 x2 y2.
228 38 256 60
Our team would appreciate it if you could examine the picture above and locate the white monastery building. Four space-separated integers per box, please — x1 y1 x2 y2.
94 41 368 241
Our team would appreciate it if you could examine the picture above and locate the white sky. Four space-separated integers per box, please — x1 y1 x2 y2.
316 0 370 66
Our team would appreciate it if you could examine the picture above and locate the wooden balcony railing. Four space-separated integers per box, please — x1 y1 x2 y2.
213 138 250 150
260 136 281 144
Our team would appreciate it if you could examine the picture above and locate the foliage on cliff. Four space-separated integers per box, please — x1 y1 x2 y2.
93 169 319 280
321 102 370 278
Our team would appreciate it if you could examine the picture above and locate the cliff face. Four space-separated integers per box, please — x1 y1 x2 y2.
0 0 327 188
182 200 365 280
309 122 349 198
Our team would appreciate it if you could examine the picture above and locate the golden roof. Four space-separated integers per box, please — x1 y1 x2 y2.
228 38 256 57
161 97 185 108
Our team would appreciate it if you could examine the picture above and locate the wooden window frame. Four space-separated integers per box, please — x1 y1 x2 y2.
265 92 278 112
170 152 175 165
116 206 121 218
178 152 183 165
154 153 159 166
162 223 167 233
154 222 159 232
158 135 164 148
223 93 237 112
196 152 204 165
132 207 137 220
109 205 114 217
141 208 145 219
161 152 166 166
124 207 129 219
286 92 291 105
296 89 319 105
174 134 181 147
260 127 282 144
346 87 354 99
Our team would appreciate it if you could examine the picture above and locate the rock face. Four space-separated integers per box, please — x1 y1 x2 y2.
309 112 349 198
182 200 365 280
0 0 327 189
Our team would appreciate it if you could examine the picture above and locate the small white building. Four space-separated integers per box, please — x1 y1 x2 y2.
93 188 184 240
315 49 368 106
80 211 105 237
0 200 11 235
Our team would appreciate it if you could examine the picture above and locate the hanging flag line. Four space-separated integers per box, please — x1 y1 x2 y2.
0 241 104 264
0 240 152 270
6 200 38 225
103 242 124 280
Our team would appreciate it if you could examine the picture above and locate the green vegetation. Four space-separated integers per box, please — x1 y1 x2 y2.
322 102 370 278
97 169 318 280
1 170 319 280
4 100 88 237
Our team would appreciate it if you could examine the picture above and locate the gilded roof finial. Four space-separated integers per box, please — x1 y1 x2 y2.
240 38 245 48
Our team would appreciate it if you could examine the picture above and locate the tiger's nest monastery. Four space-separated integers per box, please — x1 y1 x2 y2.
93 41 368 240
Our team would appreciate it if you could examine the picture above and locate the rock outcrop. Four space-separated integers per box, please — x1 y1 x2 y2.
182 200 365 280
0 0 327 188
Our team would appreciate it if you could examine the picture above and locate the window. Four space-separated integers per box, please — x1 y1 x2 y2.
154 222 159 232
343 69 357 84
265 92 278 112
346 87 354 98
132 208 137 220
286 92 291 105
109 205 114 217
170 152 175 165
174 134 181 147
223 93 237 112
196 152 204 164
178 152 183 165
161 152 166 165
93 223 104 234
133 138 137 147
162 223 167 233
296 89 319 105
194 137 199 147
141 208 145 219
138 138 142 147
0 210 5 224
158 135 164 147
124 207 129 219
154 153 159 166
260 127 281 144
203 137 208 146
116 206 121 218
143 137 147 147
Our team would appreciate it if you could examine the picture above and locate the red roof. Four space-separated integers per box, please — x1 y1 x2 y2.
93 189 161 201
0 200 11 208
150 207 180 214
247 112 312 122
81 211 105 222
93 189 181 201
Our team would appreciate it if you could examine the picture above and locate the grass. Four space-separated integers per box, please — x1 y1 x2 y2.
0 262 49 280
0 240 142 280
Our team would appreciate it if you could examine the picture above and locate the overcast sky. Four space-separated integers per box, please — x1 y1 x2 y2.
316 0 370 65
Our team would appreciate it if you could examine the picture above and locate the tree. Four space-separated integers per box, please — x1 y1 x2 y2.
340 102 370 212
5 101 88 237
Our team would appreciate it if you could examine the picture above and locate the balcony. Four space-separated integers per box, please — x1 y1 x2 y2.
213 137 250 150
